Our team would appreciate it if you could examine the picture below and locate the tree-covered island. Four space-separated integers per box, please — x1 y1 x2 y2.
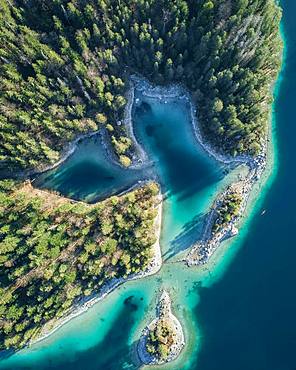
0 0 282 351
138 290 184 365
212 189 243 234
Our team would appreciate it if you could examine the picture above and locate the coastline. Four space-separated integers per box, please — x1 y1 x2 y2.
19 130 101 179
186 119 270 265
137 290 185 365
14 80 150 181
0 0 285 365
186 54 283 266
129 75 268 266
123 80 149 168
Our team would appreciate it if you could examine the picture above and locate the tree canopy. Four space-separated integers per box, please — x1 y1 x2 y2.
0 0 282 172
0 180 160 349
0 0 283 350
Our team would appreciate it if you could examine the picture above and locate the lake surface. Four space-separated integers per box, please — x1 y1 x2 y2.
1 1 294 368
34 134 149 203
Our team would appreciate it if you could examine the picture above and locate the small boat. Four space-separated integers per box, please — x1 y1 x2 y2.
261 210 266 216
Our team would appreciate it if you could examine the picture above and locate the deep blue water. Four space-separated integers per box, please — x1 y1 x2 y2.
192 1 296 369
34 135 148 203
0 1 294 369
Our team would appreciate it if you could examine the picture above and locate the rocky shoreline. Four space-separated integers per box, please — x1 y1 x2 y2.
128 75 268 266
123 79 149 168
11 78 148 181
137 290 185 365
186 144 267 266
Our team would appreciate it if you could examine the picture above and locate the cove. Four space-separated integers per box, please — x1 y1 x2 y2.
0 6 290 366
33 134 149 203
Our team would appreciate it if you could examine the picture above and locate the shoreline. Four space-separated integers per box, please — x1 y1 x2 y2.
131 74 256 165
7 71 276 351
129 75 268 266
10 80 151 181
15 130 101 180
186 130 268 265
187 78 278 265
33 129 156 204
123 80 149 168
137 290 185 365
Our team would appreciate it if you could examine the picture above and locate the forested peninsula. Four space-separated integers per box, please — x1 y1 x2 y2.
0 0 282 351
0 180 160 349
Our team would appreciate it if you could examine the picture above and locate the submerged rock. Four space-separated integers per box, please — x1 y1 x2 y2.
135 101 152 116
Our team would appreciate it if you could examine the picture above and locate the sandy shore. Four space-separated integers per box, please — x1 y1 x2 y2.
137 290 185 365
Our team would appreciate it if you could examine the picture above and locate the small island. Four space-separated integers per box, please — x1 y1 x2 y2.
138 290 185 365
187 182 246 265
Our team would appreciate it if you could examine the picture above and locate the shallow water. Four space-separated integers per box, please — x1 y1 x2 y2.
0 84 227 370
34 134 148 203
1 1 293 368
133 94 224 257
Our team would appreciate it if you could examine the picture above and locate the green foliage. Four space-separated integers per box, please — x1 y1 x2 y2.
0 0 282 173
0 180 160 350
212 190 242 233
146 319 175 361
95 113 107 125
0 0 282 351
112 136 132 155
119 155 132 167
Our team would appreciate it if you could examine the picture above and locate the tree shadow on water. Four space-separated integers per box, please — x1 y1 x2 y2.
175 167 225 204
163 212 210 262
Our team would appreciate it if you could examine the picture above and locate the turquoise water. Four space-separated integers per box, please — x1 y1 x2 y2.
1 1 294 368
34 134 150 203
189 1 296 368
133 94 225 257
0 88 226 370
